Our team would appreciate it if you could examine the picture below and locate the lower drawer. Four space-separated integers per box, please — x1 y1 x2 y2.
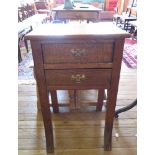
45 69 111 88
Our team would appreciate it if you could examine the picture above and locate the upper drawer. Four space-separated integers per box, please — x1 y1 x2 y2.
42 42 114 64
56 11 98 19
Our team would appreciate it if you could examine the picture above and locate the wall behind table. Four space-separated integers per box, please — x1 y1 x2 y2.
54 0 118 10
54 0 104 9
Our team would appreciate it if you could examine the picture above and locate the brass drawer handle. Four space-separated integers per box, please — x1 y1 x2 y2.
71 74 86 83
71 48 86 57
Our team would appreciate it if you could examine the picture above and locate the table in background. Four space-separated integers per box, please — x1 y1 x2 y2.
53 4 101 23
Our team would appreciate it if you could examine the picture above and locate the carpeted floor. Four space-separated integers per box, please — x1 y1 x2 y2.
122 38 137 68
18 52 35 84
18 37 137 84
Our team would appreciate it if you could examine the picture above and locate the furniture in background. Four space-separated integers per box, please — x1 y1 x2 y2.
34 1 53 22
18 4 35 62
113 0 137 32
18 7 27 22
34 1 49 13
53 4 101 23
113 10 128 26
98 10 115 21
26 23 130 153
129 20 137 39
18 4 35 22
18 14 48 63
113 7 137 31
119 6 137 31
24 3 36 17
54 0 104 9
18 24 32 63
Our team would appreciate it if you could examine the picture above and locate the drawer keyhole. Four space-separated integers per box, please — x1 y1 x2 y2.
71 74 86 83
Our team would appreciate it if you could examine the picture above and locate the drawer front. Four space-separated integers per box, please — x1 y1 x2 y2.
45 69 111 87
42 42 114 64
57 11 98 19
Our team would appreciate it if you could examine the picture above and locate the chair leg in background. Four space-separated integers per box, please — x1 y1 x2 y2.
18 44 22 63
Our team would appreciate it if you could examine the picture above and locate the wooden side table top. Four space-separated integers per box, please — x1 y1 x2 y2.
26 22 130 39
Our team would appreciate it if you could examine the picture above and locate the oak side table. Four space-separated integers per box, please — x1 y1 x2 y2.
25 23 130 153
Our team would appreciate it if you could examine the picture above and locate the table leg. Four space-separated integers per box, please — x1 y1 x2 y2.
104 100 113 151
36 86 41 110
96 89 104 111
37 87 54 152
50 90 59 113
104 89 117 150
41 108 54 153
